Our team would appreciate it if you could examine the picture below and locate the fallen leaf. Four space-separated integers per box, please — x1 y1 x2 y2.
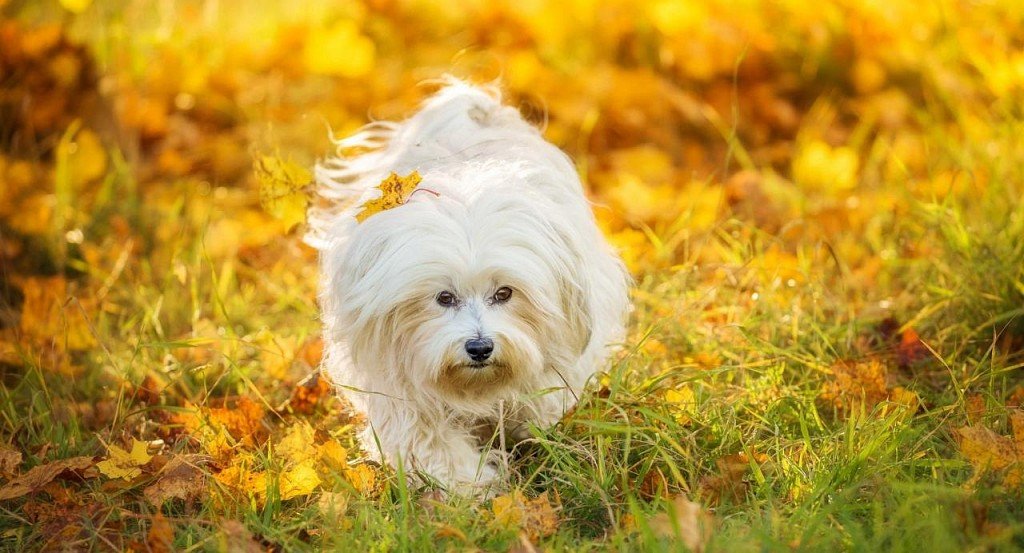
276 421 318 466
650 496 714 552
698 452 767 506
317 491 349 516
147 512 174 553
664 387 695 424
254 155 311 231
213 462 269 503
143 454 209 505
96 439 153 481
966 395 987 426
355 171 422 223
288 373 332 414
0 443 22 474
204 397 267 447
0 456 94 501
219 520 265 553
280 460 321 500
957 423 1024 489
491 490 560 541
819 360 889 415
343 463 378 497
317 440 349 472
897 327 929 368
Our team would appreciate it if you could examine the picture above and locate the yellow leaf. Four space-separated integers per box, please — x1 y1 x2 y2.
59 127 107 188
58 0 91 13
491 490 560 541
665 387 696 424
214 461 269 503
280 460 322 500
355 171 423 223
792 140 860 193
343 463 377 496
254 155 311 231
276 421 318 466
303 21 375 78
97 439 153 481
317 440 349 472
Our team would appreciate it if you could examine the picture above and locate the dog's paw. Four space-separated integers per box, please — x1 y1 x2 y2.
508 422 533 443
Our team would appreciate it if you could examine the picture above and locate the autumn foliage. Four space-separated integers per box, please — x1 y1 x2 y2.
1 0 1023 550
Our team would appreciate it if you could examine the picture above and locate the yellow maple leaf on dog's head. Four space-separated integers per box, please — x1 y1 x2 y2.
355 171 424 223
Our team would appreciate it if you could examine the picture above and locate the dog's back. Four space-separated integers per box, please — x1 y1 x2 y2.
306 78 579 249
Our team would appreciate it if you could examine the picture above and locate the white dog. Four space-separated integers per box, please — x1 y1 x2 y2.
306 78 630 495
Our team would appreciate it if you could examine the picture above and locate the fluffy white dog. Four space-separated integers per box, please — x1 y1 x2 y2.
306 78 630 495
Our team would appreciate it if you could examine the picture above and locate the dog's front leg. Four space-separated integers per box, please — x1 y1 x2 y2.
362 401 503 497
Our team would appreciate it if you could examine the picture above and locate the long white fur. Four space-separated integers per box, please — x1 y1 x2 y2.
307 78 630 495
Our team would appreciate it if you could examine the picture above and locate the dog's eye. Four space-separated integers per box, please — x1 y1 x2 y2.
436 291 457 307
492 286 513 303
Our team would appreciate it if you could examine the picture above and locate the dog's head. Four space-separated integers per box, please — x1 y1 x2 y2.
321 162 592 410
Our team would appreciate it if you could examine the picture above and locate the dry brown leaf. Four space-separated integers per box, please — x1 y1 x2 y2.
957 423 1024 489
699 455 748 506
0 443 22 475
220 520 264 553
650 496 715 552
0 456 94 501
897 327 929 367
819 360 889 414
965 395 987 425
143 454 209 505
147 512 174 553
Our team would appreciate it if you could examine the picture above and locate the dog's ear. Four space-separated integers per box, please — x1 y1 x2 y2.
559 272 593 356
553 228 593 356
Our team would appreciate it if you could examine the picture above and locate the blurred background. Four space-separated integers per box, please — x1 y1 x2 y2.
1 0 1023 548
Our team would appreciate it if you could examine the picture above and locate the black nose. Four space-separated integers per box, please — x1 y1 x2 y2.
465 338 494 362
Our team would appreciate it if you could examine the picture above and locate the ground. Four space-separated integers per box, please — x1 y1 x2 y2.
1 0 1023 551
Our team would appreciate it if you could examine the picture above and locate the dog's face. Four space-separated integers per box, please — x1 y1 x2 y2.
322 164 592 409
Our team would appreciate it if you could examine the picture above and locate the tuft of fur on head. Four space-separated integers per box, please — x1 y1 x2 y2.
306 77 630 494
